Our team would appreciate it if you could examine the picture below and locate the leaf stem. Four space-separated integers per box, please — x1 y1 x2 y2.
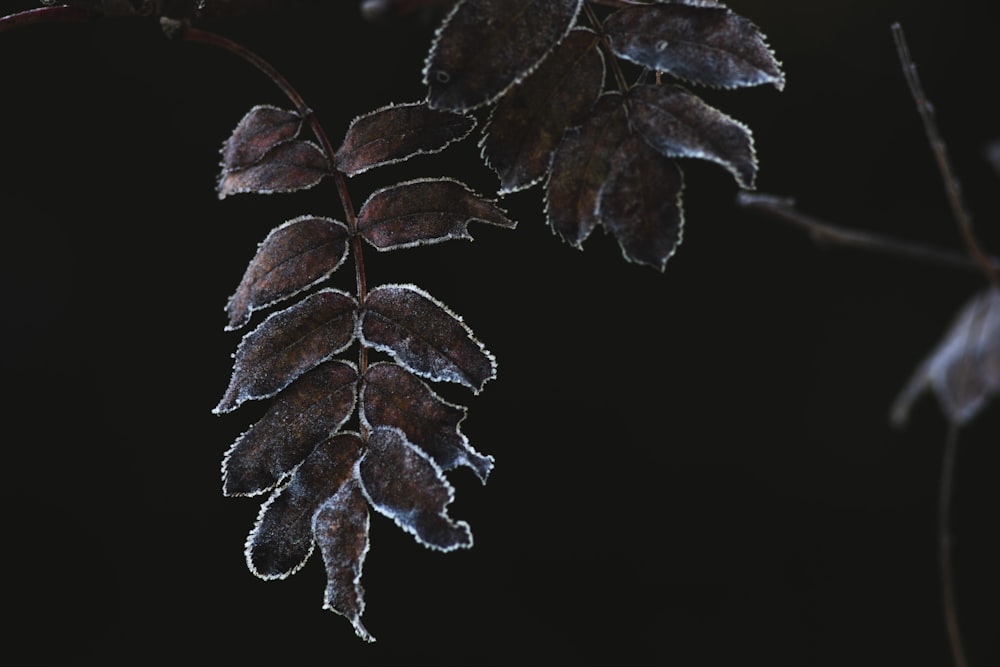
0 5 94 32
168 21 371 400
939 422 969 667
582 1 630 95
736 193 1000 274
891 22 1000 289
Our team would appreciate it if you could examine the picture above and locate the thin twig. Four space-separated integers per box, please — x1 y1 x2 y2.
736 192 1000 274
891 22 1000 288
939 422 969 667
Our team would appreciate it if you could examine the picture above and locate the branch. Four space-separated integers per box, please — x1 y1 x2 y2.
736 192 1000 275
891 22 1000 288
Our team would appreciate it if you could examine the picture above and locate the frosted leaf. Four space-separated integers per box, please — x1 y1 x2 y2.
245 433 363 579
215 288 357 413
424 0 584 111
222 360 359 497
356 178 514 251
359 283 496 393
628 83 757 188
313 479 373 642
480 27 605 194
358 427 473 551
220 105 302 174
335 102 475 177
891 287 1000 427
604 3 784 90
545 93 629 248
362 362 493 482
225 216 350 331
218 140 329 199
596 135 685 270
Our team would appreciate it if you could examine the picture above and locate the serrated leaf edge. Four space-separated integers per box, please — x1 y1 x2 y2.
356 426 474 553
360 283 497 394
336 101 477 177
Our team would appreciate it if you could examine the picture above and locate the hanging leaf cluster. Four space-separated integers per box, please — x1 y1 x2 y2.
421 0 783 270
213 100 513 641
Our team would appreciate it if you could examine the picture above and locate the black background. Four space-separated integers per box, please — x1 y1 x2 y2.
2 1 998 664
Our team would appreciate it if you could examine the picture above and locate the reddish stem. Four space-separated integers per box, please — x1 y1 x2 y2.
0 5 95 33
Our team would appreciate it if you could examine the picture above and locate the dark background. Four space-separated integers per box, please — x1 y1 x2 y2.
2 1 998 664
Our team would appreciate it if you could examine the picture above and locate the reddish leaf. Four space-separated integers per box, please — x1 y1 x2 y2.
313 479 372 642
246 433 363 579
362 362 493 482
628 83 757 188
424 0 584 111
220 105 302 173
215 288 357 413
544 93 630 248
596 135 684 271
334 102 476 177
481 28 604 194
222 360 359 497
218 140 329 199
604 3 784 90
356 178 514 251
891 287 1000 427
358 427 472 551
225 216 350 331
360 284 496 393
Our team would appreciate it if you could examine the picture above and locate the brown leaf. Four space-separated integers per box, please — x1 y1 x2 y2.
628 83 757 188
362 362 493 482
245 433 363 579
596 135 684 271
360 284 496 393
604 3 784 90
356 178 515 250
215 288 357 413
313 479 372 642
218 140 329 199
225 216 350 331
424 0 584 111
222 360 359 497
358 427 472 551
220 105 302 173
891 287 1000 427
544 93 630 248
481 27 604 194
334 101 476 177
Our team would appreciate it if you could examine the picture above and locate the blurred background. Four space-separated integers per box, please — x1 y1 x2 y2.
1 1 997 664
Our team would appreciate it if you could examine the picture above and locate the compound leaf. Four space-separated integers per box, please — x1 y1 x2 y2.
335 101 476 176
891 287 1000 427
245 432 363 579
362 362 493 482
356 178 514 250
424 0 584 111
218 140 329 199
225 216 350 331
481 27 605 194
215 288 357 413
313 479 372 642
358 427 473 551
545 93 630 247
628 83 757 188
597 135 684 271
222 360 359 497
604 3 784 90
